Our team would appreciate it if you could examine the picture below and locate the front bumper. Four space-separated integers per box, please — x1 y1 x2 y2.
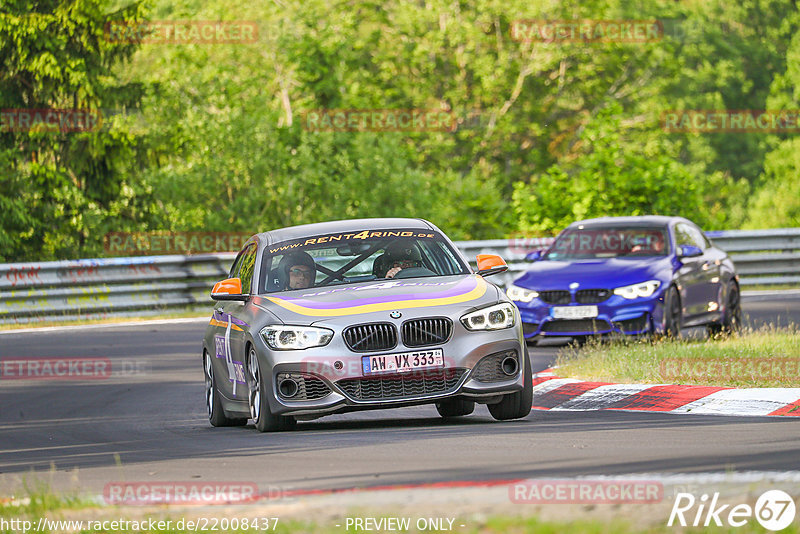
516 291 667 338
256 326 526 417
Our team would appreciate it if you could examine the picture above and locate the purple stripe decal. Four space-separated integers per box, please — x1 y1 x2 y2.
272 278 478 310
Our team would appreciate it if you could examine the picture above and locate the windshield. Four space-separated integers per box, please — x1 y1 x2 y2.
258 229 469 294
543 226 669 260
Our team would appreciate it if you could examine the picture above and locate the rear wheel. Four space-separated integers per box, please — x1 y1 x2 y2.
436 397 475 418
247 346 296 432
488 348 533 421
661 286 682 338
204 351 247 427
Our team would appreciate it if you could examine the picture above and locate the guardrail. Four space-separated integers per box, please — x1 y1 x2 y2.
2 229 798 324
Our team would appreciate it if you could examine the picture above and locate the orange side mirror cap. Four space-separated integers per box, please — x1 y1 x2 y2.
211 277 247 301
476 254 508 277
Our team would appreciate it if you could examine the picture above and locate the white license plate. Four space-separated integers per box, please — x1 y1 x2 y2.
362 349 444 375
552 306 599 319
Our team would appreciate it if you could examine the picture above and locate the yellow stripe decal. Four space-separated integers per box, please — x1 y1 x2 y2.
265 277 487 317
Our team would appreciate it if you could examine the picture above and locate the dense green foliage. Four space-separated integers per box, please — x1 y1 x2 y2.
2 0 799 261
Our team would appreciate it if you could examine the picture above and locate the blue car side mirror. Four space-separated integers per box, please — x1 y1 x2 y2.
678 244 703 258
525 250 543 261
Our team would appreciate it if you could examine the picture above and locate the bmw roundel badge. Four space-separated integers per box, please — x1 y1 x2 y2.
390 311 402 319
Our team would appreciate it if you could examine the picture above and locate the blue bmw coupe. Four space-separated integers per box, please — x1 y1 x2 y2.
507 216 740 342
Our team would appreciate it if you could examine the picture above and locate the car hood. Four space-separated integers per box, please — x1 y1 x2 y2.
512 257 674 290
251 274 501 326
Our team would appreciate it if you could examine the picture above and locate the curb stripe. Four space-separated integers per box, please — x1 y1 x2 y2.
530 373 800 417
533 381 610 410
769 400 800 416
554 384 653 411
607 385 730 412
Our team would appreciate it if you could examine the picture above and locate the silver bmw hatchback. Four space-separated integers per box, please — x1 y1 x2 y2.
202 218 532 432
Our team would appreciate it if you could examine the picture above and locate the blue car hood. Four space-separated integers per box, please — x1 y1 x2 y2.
512 257 674 290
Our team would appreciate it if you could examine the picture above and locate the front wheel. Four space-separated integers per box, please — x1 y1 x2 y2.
661 286 682 338
204 351 247 427
247 346 296 433
488 349 533 421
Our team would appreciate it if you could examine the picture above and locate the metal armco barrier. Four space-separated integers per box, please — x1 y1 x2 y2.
1 229 798 325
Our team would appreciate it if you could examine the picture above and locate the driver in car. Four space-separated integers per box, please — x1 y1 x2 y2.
383 241 423 279
278 251 316 290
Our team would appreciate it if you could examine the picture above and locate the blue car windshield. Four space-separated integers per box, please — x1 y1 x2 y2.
543 227 669 260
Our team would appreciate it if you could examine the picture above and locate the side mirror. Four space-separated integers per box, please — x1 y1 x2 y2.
476 254 508 277
678 245 703 258
211 277 248 301
525 250 543 261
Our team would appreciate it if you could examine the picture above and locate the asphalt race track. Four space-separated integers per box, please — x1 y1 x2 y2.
1 293 799 496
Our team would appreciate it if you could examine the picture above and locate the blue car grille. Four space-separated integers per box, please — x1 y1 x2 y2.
539 290 571 305
576 289 611 303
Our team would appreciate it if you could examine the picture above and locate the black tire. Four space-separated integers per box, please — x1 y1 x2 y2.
204 351 247 427
435 397 475 418
661 286 682 338
246 346 296 433
708 283 742 336
488 348 533 421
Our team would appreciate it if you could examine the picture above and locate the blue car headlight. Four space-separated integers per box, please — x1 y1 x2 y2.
461 303 516 331
613 280 661 300
261 325 334 350
506 285 539 303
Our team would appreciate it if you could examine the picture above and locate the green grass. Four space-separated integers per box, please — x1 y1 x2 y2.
554 326 800 388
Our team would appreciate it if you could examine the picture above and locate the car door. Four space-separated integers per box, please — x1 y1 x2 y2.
674 223 707 319
213 243 256 400
687 223 724 321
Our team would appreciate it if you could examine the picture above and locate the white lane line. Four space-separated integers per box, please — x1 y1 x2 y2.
0 316 209 335
671 388 800 416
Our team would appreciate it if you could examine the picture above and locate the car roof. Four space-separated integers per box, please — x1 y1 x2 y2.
254 218 436 245
567 215 691 228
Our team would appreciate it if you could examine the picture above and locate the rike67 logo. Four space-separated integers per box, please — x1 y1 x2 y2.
669 490 797 531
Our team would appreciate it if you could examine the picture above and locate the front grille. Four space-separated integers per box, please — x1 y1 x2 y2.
275 373 331 400
336 368 467 401
541 319 612 333
614 314 650 333
343 323 397 352
472 350 518 382
576 289 611 304
539 290 571 305
402 318 453 347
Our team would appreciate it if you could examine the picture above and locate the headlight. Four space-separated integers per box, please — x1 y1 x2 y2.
461 303 516 331
613 280 661 299
506 285 538 303
260 325 333 350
